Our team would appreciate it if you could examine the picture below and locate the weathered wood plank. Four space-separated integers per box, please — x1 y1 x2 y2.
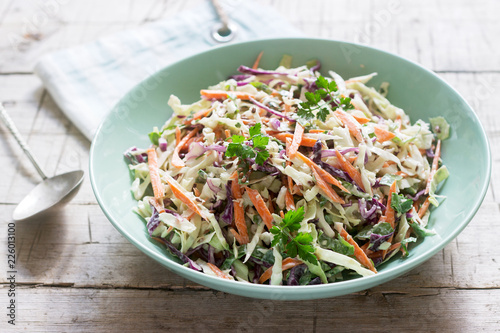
368 0 500 72
1 201 498 290
2 286 498 332
1 0 500 73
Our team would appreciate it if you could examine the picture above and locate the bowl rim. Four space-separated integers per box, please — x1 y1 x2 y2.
89 37 492 299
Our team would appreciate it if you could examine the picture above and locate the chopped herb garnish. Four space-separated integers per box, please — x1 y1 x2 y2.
391 193 413 215
225 123 270 166
148 128 163 145
297 75 353 122
270 207 318 264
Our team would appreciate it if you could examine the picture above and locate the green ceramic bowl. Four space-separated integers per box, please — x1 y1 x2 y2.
90 38 491 300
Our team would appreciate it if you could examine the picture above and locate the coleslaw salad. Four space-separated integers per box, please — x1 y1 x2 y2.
124 54 450 285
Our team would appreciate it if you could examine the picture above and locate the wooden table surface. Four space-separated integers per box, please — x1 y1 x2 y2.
1 0 499 331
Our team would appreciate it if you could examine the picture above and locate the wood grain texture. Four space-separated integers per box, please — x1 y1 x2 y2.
4 286 500 332
0 0 499 331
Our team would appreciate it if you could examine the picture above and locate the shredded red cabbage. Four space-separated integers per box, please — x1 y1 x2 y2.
206 178 221 194
269 118 281 130
158 137 168 152
147 205 161 236
318 161 352 183
287 265 306 286
309 60 321 73
154 237 202 271
358 198 378 220
308 277 322 285
185 142 206 160
229 74 252 81
249 97 295 122
219 183 233 225
124 146 146 165
205 144 227 152
407 189 426 201
368 231 394 252
238 65 290 76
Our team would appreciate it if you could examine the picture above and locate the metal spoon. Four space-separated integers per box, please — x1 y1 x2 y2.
210 0 237 43
0 104 84 221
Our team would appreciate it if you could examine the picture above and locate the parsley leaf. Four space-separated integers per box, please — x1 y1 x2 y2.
252 135 269 149
391 193 413 215
225 123 270 166
270 207 318 264
255 150 270 166
249 122 262 137
148 129 163 145
230 135 245 144
297 105 315 120
297 75 352 123
316 106 330 122
400 237 417 256
338 96 354 110
282 207 305 232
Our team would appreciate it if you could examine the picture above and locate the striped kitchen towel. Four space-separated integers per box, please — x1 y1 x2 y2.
34 0 303 140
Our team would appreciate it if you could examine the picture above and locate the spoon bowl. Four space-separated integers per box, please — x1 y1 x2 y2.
12 170 84 221
1 104 85 221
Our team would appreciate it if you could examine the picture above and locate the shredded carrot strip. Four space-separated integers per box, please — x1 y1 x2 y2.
193 187 200 197
395 115 402 131
148 197 165 213
425 140 442 195
288 123 304 159
283 103 291 115
338 227 377 273
382 160 396 168
258 257 303 284
172 127 200 168
184 107 214 125
384 181 398 228
200 89 254 100
418 197 431 218
207 263 233 280
165 177 205 219
308 129 327 134
335 150 366 192
246 187 274 229
311 167 345 204
380 181 398 259
185 211 196 221
295 151 350 193
334 109 364 142
269 132 317 147
374 125 396 143
229 228 247 245
285 190 295 211
285 137 295 195
268 194 275 214
175 126 181 145
147 148 164 200
252 51 264 69
352 113 371 124
231 172 249 244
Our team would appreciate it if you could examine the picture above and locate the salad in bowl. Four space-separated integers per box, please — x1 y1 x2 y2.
123 55 450 286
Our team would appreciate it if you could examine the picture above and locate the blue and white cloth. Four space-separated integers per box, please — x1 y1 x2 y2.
34 0 303 140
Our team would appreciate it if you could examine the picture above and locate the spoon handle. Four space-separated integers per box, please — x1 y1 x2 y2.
0 104 48 180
